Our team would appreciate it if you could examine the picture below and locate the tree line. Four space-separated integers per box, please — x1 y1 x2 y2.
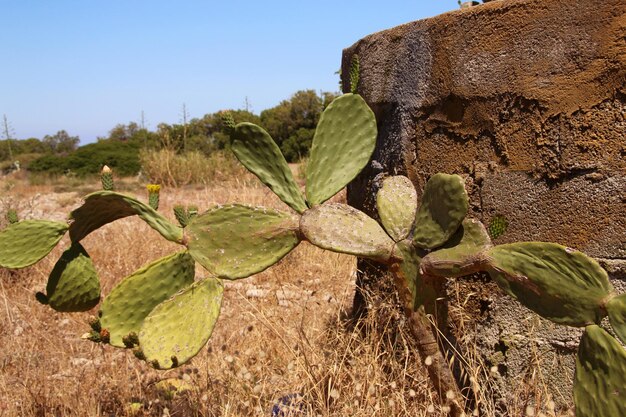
1 89 338 176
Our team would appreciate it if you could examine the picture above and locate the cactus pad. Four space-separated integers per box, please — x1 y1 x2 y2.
300 203 394 262
305 94 377 206
413 174 468 249
186 205 300 279
487 242 613 326
139 278 223 369
606 293 626 344
376 176 417 242
232 123 307 213
99 251 195 347
574 325 626 417
0 220 68 268
69 191 183 243
41 242 100 312
420 219 491 278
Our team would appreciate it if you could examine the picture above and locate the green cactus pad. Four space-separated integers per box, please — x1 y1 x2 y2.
376 176 417 242
413 173 468 249
186 205 300 279
420 219 491 278
69 191 183 243
99 251 195 347
574 325 626 417
487 242 613 326
300 203 394 262
305 94 377 206
607 293 626 344
232 123 307 213
43 242 100 312
139 278 223 369
0 220 68 268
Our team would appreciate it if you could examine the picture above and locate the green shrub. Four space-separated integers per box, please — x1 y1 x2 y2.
28 140 141 177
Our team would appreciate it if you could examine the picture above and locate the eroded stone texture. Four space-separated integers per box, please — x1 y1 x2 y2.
343 0 625 411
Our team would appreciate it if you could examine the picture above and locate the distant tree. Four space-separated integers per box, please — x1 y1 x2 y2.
42 130 79 155
260 90 338 161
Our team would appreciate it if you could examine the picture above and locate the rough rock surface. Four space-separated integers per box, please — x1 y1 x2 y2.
342 0 625 411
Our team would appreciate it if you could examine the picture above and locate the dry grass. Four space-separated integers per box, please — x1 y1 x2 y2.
0 172 574 416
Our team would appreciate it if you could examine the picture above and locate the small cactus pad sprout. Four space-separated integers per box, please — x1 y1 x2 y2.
41 242 100 312
300 203 395 263
488 215 508 239
122 332 140 348
486 242 614 326
231 123 307 213
413 174 469 249
6 209 18 224
376 175 418 242
146 184 161 210
349 54 360 94
69 191 182 243
574 325 626 417
88 316 101 332
0 220 68 268
139 278 224 369
305 93 377 206
173 205 188 227
220 111 236 131
606 293 626 344
101 165 114 191
99 251 195 347
420 219 492 278
186 205 300 279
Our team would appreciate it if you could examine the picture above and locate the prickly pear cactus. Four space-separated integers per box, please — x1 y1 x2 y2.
147 184 161 210
139 278 223 369
69 191 182 243
574 325 626 417
186 204 300 279
101 165 114 191
486 242 614 326
99 251 195 347
5 209 18 224
0 220 68 268
0 83 623 416
37 242 100 312
305 93 377 206
606 293 626 344
231 123 307 213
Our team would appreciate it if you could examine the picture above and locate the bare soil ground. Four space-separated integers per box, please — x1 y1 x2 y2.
0 172 571 416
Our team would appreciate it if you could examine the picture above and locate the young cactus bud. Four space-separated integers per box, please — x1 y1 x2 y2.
101 165 114 191
122 332 140 348
220 111 236 132
88 316 101 332
6 209 18 224
349 54 360 94
488 215 508 239
173 205 188 227
187 205 198 221
133 348 146 361
99 328 111 344
146 184 161 210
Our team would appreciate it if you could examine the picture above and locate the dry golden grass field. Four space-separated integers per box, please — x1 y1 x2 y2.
0 170 573 417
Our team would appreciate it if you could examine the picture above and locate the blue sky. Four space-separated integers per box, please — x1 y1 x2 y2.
1 1 454 144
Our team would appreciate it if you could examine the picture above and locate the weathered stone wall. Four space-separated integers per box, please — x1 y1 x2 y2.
342 0 625 409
